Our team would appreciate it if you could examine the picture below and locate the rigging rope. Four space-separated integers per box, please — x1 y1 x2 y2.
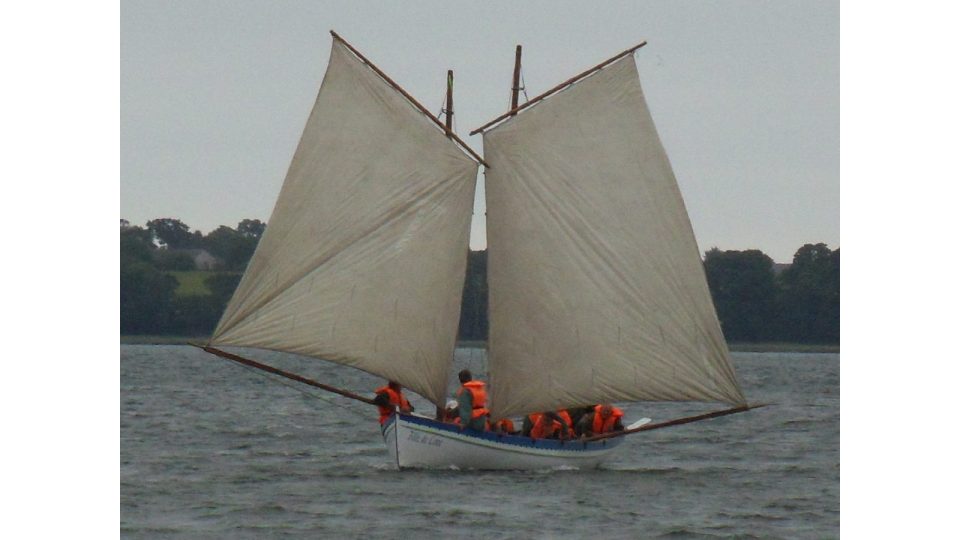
520 68 529 102
508 68 530 109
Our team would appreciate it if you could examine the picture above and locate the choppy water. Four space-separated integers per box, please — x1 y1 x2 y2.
121 345 838 539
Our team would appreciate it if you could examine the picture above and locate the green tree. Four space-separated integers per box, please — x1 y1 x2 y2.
154 250 197 271
776 243 840 343
120 223 155 265
203 223 261 270
147 218 196 249
120 260 178 333
237 218 266 239
205 273 242 305
703 248 778 342
169 295 223 336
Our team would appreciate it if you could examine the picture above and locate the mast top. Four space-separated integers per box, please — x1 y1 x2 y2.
329 31 489 168
471 40 647 136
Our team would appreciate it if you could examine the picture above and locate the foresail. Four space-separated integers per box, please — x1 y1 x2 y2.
210 39 479 406
483 55 745 419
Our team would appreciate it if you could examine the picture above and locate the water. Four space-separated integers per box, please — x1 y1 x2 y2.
121 345 839 538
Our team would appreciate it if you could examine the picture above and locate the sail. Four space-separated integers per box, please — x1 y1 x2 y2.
482 55 745 419
210 39 479 406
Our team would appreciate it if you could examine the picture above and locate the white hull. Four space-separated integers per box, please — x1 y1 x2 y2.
381 413 624 470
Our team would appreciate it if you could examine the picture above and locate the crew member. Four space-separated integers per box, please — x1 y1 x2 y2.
442 399 460 424
568 405 594 433
492 417 516 434
373 380 413 425
455 369 489 431
577 404 625 437
530 411 570 440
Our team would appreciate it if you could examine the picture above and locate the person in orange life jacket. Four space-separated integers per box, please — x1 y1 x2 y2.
530 411 570 440
455 369 489 431
372 380 413 425
523 410 574 437
491 417 516 434
576 404 625 437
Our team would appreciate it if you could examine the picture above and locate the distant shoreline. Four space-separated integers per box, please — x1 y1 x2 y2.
119 335 838 354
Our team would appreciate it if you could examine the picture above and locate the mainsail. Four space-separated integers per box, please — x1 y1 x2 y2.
482 55 746 419
210 38 479 406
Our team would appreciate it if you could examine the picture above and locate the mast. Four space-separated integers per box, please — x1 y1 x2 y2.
445 70 454 137
510 45 522 114
329 31 488 168
471 40 647 135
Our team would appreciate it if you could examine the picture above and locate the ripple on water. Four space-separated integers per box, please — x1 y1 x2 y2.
121 346 839 538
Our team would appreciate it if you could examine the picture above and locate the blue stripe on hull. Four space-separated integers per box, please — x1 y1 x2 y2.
385 413 622 453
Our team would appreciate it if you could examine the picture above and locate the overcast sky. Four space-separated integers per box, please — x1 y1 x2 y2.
121 0 838 263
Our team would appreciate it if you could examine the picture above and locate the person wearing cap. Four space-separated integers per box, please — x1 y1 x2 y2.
577 404 625 437
372 380 413 425
442 399 460 424
455 369 489 431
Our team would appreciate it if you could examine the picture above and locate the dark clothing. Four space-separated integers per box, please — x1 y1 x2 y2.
568 406 594 433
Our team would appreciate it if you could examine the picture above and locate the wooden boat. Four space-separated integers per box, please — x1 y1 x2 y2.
199 31 758 470
383 414 625 470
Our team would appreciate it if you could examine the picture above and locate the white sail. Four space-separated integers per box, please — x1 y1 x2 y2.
211 39 479 406
482 55 745 419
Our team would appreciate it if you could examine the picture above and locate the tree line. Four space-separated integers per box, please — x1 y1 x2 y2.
120 219 839 344
120 218 259 334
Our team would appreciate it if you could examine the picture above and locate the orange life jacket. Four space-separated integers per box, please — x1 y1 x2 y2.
375 385 411 425
591 404 624 434
494 418 515 433
557 409 574 431
456 380 489 419
531 415 563 439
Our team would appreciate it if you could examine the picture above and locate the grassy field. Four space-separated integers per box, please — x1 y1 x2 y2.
168 271 216 296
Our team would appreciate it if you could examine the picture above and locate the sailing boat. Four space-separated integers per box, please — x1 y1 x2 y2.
200 32 757 470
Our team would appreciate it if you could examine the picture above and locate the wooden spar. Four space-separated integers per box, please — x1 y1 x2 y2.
329 30 489 168
193 344 378 406
470 40 648 135
510 45 522 114
445 70 454 137
580 403 768 443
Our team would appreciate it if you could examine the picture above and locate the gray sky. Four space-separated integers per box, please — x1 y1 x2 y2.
121 0 838 263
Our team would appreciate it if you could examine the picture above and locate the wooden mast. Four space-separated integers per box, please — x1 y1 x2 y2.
510 45 522 115
329 31 489 168
471 40 647 135
445 69 454 137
